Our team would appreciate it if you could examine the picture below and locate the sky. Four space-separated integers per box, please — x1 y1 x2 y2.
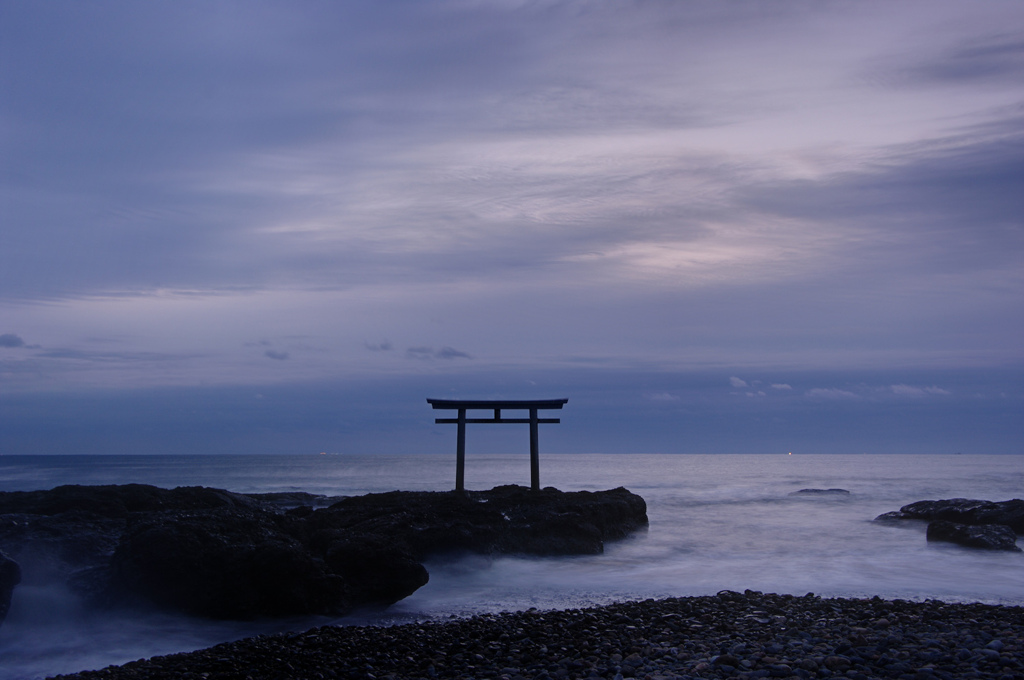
1 1 1022 456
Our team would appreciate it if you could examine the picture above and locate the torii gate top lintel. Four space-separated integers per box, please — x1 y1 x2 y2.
427 398 568 410
426 398 568 492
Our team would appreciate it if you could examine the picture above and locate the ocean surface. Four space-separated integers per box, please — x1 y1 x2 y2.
0 453 1022 679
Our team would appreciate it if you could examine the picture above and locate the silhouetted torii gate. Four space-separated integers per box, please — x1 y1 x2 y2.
426 398 569 492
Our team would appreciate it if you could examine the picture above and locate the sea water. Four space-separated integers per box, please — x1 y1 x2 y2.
0 453 1022 679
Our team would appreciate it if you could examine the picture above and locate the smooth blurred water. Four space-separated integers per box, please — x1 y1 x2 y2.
0 453 1022 679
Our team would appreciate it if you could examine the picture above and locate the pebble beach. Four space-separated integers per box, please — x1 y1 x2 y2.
52 591 1023 680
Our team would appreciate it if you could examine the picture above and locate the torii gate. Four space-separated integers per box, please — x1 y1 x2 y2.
426 398 569 492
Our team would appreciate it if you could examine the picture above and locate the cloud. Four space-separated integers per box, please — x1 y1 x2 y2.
33 348 203 363
739 124 1024 274
264 350 289 361
806 388 859 399
3 1 1016 306
406 347 434 360
406 346 472 360
0 334 26 348
435 346 472 360
647 392 680 402
2 0 1023 398
771 383 792 390
892 33 1024 86
891 384 951 396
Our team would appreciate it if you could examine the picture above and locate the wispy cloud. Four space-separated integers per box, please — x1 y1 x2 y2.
806 388 859 400
890 33 1024 86
406 346 472 361
891 384 951 396
0 334 26 348
435 346 471 360
31 348 206 363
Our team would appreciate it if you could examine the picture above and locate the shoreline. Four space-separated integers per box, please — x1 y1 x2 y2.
52 591 1023 680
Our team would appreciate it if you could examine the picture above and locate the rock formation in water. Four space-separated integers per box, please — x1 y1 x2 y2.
925 520 1021 552
0 484 647 621
875 498 1023 551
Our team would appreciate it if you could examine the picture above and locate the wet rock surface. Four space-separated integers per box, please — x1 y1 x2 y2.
0 484 647 620
876 498 1024 533
876 498 1024 552
52 591 1024 680
926 520 1021 551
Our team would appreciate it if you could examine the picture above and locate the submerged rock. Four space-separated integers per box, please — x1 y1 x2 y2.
791 488 850 495
0 483 647 620
926 520 1021 551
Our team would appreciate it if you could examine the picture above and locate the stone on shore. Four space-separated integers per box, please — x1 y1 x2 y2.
926 519 1021 551
48 592 1024 680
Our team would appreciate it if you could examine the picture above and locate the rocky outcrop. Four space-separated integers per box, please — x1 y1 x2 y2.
875 498 1024 552
0 484 267 587
309 484 648 558
0 551 20 626
106 505 365 619
791 488 850 495
0 484 647 620
875 498 1024 533
926 520 1021 551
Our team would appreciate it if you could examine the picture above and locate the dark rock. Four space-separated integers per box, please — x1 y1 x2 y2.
107 507 349 618
0 550 21 627
876 498 1024 533
1 483 647 620
310 484 648 558
970 500 1024 532
322 535 429 605
792 488 850 495
0 483 260 517
926 520 1021 551
0 510 125 582
0 484 266 592
244 491 347 509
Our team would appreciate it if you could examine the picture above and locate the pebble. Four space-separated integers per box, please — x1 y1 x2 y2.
51 591 1024 680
